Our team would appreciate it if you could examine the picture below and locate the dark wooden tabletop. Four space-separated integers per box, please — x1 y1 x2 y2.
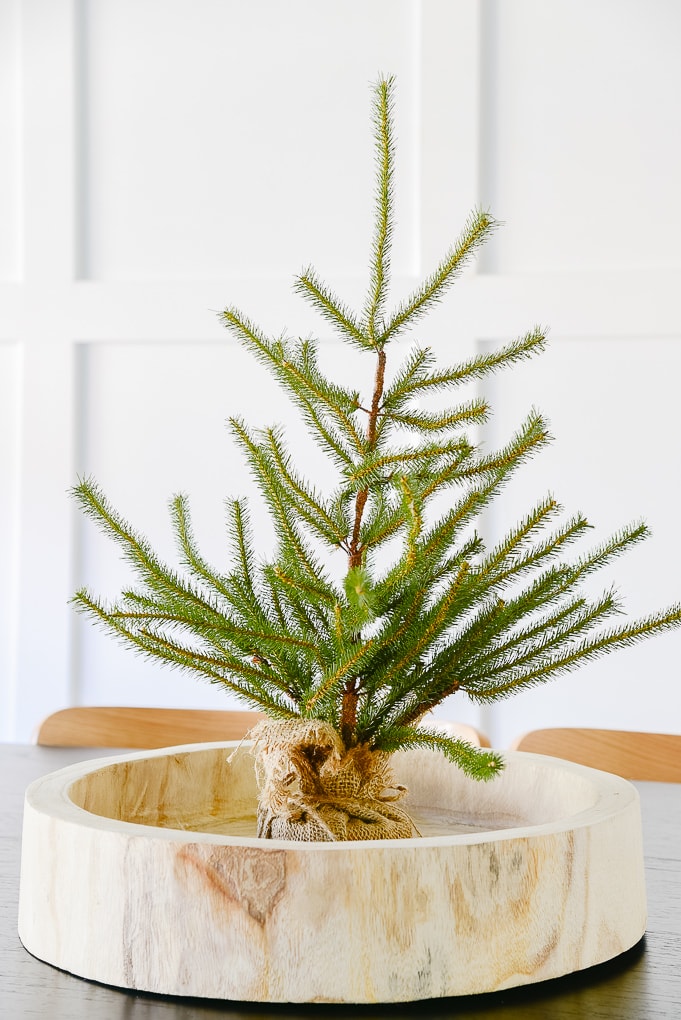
2 743 679 1018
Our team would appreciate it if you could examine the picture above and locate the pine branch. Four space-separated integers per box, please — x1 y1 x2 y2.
440 568 582 680
370 488 483 614
229 417 338 590
171 493 239 605
304 637 376 714
338 486 406 556
417 480 498 565
220 306 280 375
80 573 322 688
469 605 681 701
381 329 547 408
379 209 499 343
411 412 547 509
479 496 561 574
434 535 486 583
266 427 348 545
346 437 473 488
271 563 338 609
563 522 650 585
369 552 441 641
172 498 288 648
261 567 320 644
226 499 259 603
463 591 622 686
381 397 490 434
340 565 373 626
463 596 592 669
296 394 358 469
71 588 298 713
484 513 592 589
439 411 550 493
361 500 408 552
371 725 504 780
399 476 423 572
294 269 371 349
73 479 232 618
221 308 362 463
378 561 472 686
285 340 366 454
378 346 432 415
476 520 652 626
365 551 594 729
363 75 395 345
264 556 336 644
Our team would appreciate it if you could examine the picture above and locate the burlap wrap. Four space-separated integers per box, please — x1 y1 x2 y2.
249 719 414 841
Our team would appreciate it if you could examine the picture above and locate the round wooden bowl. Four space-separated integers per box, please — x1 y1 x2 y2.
18 744 645 1003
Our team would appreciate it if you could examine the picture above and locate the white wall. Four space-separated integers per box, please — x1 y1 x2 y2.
2 0 680 745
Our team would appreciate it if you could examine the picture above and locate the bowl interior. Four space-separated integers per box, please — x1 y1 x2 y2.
67 744 602 839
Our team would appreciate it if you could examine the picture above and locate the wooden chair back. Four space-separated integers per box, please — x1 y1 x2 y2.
34 706 267 749
35 706 491 751
511 727 681 782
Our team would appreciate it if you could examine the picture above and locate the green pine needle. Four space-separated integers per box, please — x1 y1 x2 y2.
363 74 396 344
373 726 504 781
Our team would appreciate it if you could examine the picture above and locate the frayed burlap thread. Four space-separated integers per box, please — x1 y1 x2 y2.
249 719 414 841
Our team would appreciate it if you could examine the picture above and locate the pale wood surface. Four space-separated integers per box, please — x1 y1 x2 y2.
511 728 681 782
3 744 680 1017
19 744 646 1002
34 706 267 748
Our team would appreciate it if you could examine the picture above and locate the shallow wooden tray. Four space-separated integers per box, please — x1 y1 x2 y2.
18 743 646 1003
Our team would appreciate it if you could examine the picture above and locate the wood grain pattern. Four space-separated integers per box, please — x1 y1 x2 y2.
511 728 681 782
6 746 681 1017
18 744 647 1003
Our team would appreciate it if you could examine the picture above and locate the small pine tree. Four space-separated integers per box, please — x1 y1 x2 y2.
73 77 680 838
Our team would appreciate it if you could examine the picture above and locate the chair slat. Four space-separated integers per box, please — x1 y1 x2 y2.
35 706 491 751
511 727 681 782
34 706 266 748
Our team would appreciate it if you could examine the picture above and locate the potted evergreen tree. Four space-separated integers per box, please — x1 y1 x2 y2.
20 76 676 1003
72 76 680 843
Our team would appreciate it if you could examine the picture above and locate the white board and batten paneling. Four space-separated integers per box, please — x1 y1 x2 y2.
2 0 680 746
